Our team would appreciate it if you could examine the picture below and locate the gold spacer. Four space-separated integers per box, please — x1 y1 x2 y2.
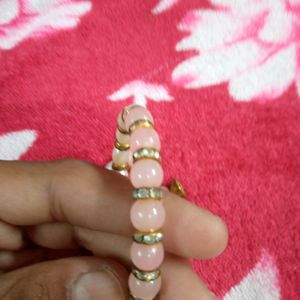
133 231 163 245
117 125 129 135
114 140 130 151
133 148 160 163
129 119 154 134
112 162 129 171
132 268 161 282
169 179 186 198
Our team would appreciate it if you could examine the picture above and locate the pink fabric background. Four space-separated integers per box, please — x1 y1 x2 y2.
0 0 299 299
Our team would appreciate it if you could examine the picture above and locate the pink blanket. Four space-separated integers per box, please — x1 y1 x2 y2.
0 0 299 299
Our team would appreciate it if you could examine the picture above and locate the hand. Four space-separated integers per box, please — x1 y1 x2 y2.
0 159 228 300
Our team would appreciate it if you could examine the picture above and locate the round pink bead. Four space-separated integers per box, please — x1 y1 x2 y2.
129 273 161 300
124 106 154 131
130 127 161 153
117 111 127 132
115 129 129 145
128 150 133 167
131 242 164 271
131 200 165 232
112 148 129 166
123 104 140 119
130 159 163 188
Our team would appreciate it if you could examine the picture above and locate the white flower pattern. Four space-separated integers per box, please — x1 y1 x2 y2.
0 0 92 50
223 250 280 300
108 80 173 107
152 0 179 14
172 0 300 101
0 130 37 160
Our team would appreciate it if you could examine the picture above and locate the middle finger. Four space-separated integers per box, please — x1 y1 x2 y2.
0 160 227 259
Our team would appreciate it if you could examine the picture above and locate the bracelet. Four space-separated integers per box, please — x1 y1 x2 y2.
112 104 164 300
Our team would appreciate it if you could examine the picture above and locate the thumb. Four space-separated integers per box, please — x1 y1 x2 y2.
0 256 128 300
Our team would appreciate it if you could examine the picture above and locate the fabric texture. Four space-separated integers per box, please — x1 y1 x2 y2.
0 0 299 299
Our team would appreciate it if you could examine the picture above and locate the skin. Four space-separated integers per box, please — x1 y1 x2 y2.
0 159 228 300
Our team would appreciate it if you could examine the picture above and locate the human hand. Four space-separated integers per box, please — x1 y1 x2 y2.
0 159 228 299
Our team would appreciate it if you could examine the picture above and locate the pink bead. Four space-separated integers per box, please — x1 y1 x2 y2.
131 242 164 271
130 127 161 153
131 200 165 232
124 106 154 131
117 111 127 132
128 150 133 167
115 129 129 145
130 159 163 188
129 273 161 300
112 148 129 166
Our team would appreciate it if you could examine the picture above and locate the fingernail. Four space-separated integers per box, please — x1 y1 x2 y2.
72 267 125 300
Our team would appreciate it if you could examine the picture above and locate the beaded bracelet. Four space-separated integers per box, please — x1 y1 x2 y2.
111 104 164 300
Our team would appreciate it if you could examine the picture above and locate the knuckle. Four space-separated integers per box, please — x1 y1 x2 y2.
58 158 95 174
49 159 102 220
59 159 101 183
60 159 102 189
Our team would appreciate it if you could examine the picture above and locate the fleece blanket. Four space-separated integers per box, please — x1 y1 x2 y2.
0 0 299 299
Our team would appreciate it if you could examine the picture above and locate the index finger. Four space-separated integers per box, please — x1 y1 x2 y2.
0 159 228 259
